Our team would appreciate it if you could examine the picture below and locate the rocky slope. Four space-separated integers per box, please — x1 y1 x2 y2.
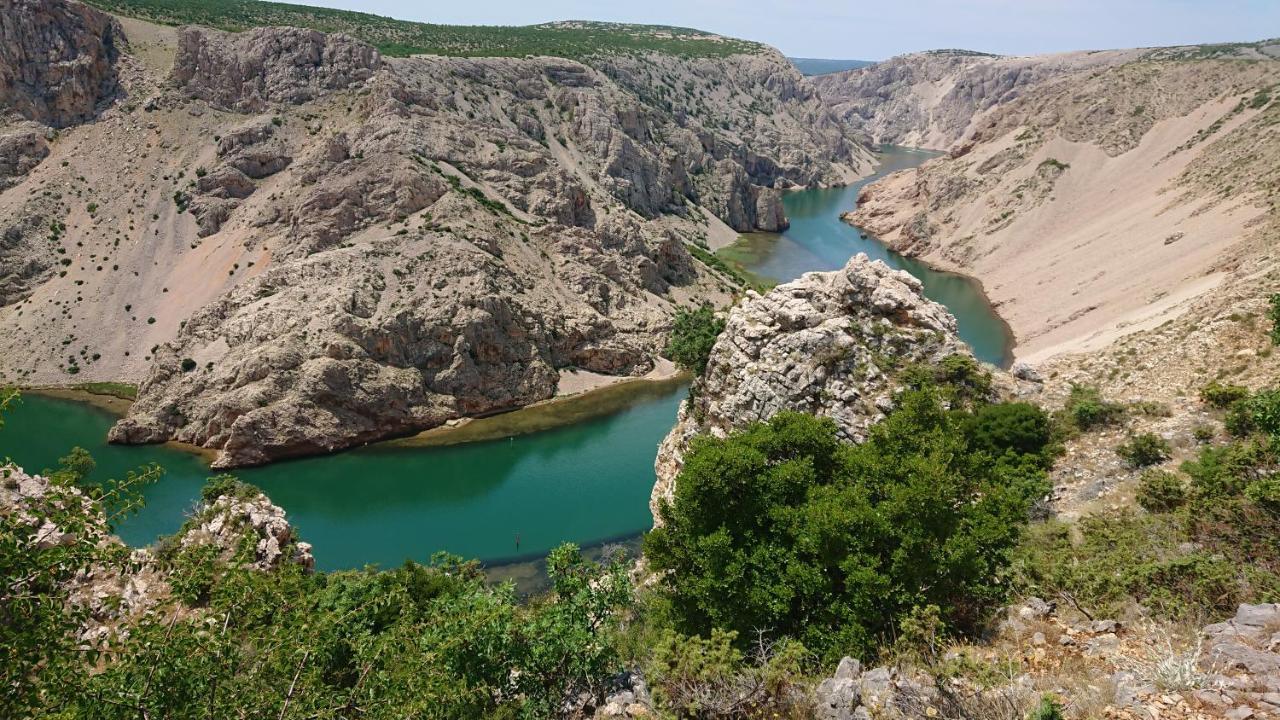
651 254 977 517
0 0 873 467
840 45 1280 372
812 49 1137 150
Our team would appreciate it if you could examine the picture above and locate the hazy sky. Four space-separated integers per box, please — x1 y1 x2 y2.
278 0 1278 60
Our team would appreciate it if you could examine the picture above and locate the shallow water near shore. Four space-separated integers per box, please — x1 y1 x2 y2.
1 145 1015 585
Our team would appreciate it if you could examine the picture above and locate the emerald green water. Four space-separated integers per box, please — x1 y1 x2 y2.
0 387 685 571
723 146 1014 367
0 146 1015 573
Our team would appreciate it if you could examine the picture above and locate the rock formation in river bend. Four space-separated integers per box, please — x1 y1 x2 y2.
0 0 874 467
652 254 972 517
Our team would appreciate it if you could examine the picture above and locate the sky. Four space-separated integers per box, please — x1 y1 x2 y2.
277 0 1279 60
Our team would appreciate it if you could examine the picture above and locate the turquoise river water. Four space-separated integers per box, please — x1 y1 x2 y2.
0 146 1012 572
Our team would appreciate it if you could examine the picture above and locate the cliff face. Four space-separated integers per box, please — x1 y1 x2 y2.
0 0 124 128
812 49 1136 150
651 254 972 518
0 2 872 467
842 52 1280 366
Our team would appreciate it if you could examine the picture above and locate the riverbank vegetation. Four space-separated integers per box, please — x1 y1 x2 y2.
4 370 1279 717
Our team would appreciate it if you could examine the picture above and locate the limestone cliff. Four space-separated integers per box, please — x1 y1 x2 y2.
0 0 124 128
651 254 971 518
0 0 874 467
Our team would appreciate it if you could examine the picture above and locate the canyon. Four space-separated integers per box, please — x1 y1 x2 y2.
0 0 868 467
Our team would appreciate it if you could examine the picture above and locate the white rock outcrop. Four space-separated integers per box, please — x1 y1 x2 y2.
652 254 971 519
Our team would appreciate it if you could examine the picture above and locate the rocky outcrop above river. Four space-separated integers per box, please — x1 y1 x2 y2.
0 0 124 127
180 488 314 571
0 3 873 466
651 254 972 517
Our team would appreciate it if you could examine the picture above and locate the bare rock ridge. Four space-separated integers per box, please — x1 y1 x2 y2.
172 25 381 112
0 0 873 467
812 49 1138 150
0 0 123 128
652 254 972 517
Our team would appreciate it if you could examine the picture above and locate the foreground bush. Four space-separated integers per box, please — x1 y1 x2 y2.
645 390 1052 664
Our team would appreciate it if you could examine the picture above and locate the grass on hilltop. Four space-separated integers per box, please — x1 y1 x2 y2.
87 0 765 58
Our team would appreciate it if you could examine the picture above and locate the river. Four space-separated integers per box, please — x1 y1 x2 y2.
0 146 1013 574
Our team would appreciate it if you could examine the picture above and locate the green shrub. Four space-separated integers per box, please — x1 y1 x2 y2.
1116 433 1172 469
645 629 809 718
1225 389 1280 437
180 358 197 372
1269 293 1280 345
1136 469 1186 512
1062 384 1124 431
1028 695 1065 720
666 305 724 375
645 391 1050 663
1200 381 1249 408
964 401 1054 465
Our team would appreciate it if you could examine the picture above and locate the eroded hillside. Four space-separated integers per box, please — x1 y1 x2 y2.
0 0 872 467
838 45 1280 382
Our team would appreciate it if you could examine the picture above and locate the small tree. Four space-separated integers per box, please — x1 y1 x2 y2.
666 305 724 375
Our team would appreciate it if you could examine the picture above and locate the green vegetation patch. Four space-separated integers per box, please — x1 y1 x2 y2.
688 242 775 293
86 0 765 58
645 383 1055 664
665 304 724 376
71 381 139 400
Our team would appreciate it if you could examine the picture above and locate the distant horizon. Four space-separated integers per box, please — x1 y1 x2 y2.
272 0 1279 61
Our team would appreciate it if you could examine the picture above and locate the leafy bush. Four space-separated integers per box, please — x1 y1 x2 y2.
1136 469 1186 512
1061 384 1124 431
1028 695 1065 720
180 357 197 372
1269 293 1280 345
964 401 1054 466
666 305 725 375
901 353 992 407
1116 433 1172 469
645 629 809 718
1200 381 1249 408
645 390 1050 663
1225 389 1280 437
